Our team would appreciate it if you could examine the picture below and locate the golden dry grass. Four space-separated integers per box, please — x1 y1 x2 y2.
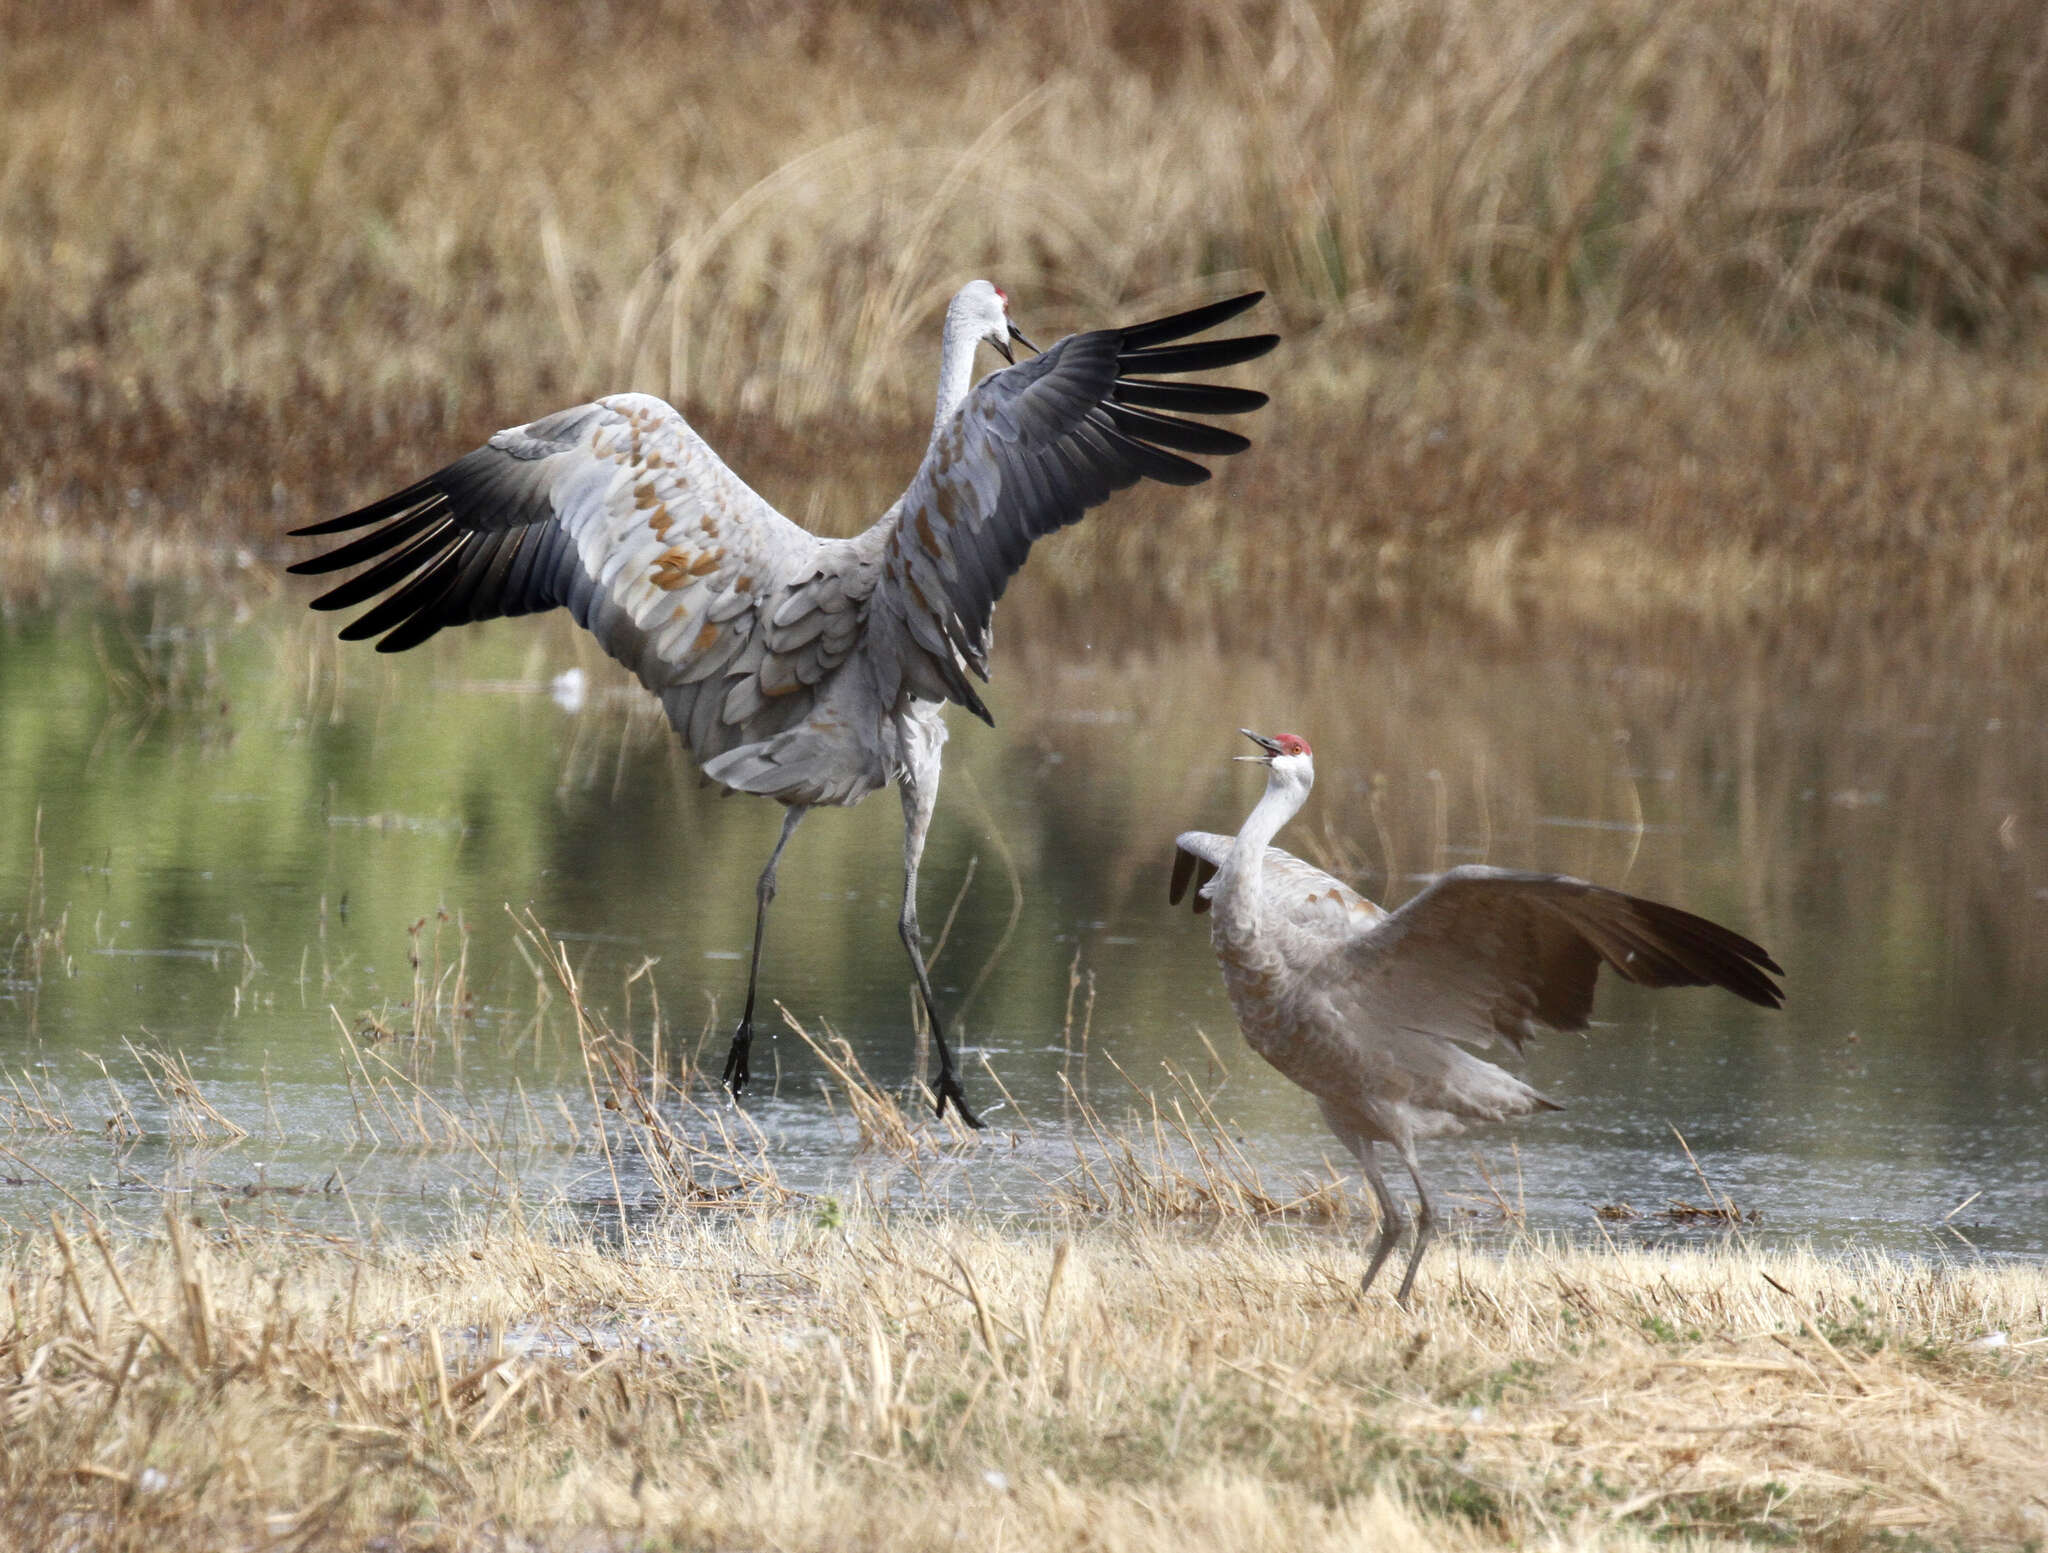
5 0 2048 638
2 1205 2044 1551
1 901 2044 1548
1032 332 2048 648
1 960 2043 1550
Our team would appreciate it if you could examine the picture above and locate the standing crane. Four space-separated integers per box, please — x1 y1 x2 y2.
292 282 1276 1127
1170 730 1783 1302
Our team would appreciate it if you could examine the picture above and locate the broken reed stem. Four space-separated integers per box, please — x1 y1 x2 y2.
84 1215 194 1381
1760 1270 1872 1395
947 1247 1006 1377
162 1198 215 1370
46 1213 98 1346
1668 1122 1750 1221
2 1068 79 1134
577 1018 632 1242
788 1012 920 1158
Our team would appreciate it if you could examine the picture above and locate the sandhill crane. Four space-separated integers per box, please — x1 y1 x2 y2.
1170 730 1783 1302
291 281 1276 1127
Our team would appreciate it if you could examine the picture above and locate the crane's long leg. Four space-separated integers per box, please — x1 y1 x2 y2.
721 804 808 1100
899 764 983 1129
892 706 981 1128
1392 1139 1439 1307
1346 1134 1410 1298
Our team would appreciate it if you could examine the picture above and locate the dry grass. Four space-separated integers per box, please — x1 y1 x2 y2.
5 1 2048 636
1036 332 2048 649
0 1204 2043 1550
1 910 2044 1547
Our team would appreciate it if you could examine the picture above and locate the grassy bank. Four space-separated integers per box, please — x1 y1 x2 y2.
5 2 2048 641
3 1207 2044 1550
1 917 2041 1547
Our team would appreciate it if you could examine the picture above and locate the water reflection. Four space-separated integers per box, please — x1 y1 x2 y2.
1 584 2044 1255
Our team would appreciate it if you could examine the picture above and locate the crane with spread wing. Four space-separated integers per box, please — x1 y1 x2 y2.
294 282 1277 1126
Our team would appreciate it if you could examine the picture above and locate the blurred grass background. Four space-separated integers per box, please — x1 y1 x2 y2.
4 0 2047 638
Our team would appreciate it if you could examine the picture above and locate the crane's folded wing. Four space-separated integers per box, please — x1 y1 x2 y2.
1170 833 1389 941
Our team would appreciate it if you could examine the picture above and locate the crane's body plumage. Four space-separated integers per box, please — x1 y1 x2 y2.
1172 731 1783 1301
294 281 1276 1123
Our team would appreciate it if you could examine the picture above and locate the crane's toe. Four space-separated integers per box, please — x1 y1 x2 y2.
721 1024 755 1098
931 1071 985 1130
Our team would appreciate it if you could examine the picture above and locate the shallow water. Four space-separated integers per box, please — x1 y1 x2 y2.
2 580 2044 1258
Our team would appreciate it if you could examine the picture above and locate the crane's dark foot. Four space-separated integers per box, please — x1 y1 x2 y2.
721 1022 754 1099
931 1069 984 1130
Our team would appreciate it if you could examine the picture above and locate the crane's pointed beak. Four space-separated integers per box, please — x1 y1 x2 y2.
1008 321 1037 354
992 332 1015 365
1234 728 1284 763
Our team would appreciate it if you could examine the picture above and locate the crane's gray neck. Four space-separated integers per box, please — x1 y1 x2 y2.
930 309 983 447
1214 769 1310 945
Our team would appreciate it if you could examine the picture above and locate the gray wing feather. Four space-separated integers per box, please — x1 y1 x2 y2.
872 297 1275 721
1347 864 1784 1054
290 394 866 778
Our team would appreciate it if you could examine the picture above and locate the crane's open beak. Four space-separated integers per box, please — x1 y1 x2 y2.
991 321 1035 365
1009 321 1036 354
1235 728 1284 763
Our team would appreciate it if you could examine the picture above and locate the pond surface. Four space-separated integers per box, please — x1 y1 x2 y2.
2 578 2045 1260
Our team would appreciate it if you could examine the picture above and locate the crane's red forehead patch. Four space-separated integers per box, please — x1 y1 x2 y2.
1275 733 1312 756
993 286 1008 308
